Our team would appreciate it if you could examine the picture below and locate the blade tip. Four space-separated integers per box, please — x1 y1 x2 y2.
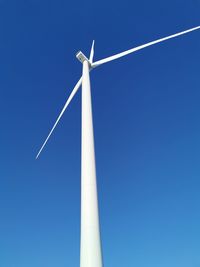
35 150 42 159
91 40 95 49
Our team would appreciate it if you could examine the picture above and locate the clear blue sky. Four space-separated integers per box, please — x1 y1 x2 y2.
0 1 200 266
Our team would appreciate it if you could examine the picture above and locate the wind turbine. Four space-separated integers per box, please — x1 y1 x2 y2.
36 25 200 267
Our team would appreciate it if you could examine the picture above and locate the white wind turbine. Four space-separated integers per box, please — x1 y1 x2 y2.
36 26 200 267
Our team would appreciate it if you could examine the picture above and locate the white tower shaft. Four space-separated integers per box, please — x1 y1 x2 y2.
80 60 103 267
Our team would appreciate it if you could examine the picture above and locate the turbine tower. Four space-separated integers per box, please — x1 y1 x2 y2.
80 46 103 267
36 26 200 267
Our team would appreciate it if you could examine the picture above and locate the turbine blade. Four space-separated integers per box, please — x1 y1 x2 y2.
89 40 95 63
36 77 82 159
92 26 200 68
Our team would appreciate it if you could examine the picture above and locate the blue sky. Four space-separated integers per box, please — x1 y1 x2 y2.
0 0 200 266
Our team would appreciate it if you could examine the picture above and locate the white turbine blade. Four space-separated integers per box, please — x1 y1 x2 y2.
36 77 82 159
92 26 200 68
89 40 95 63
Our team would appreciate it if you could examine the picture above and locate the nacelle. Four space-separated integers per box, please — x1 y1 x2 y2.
76 51 90 64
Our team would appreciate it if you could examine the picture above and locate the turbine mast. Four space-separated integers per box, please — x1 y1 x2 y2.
80 59 103 267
